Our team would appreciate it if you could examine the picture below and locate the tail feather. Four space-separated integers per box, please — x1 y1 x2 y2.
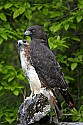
59 89 74 109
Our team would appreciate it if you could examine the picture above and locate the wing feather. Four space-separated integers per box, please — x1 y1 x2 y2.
30 40 68 89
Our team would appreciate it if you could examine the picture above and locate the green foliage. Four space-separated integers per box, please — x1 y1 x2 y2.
0 0 83 124
71 106 83 122
61 103 83 122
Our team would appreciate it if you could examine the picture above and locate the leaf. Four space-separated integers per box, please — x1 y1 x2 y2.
1 34 7 40
64 24 69 31
72 37 80 42
5 117 15 124
5 65 15 71
0 86 3 90
25 10 32 20
68 16 74 22
38 5 42 10
50 23 61 32
0 13 7 21
68 58 74 62
16 74 25 80
50 11 63 18
19 7 25 15
78 55 82 61
8 76 15 82
17 85 24 89
76 15 82 22
26 2 30 8
71 108 79 115
0 6 3 10
3 74 12 80
57 35 60 40
65 76 74 81
13 89 19 96
13 7 25 19
43 8 48 15
0 37 3 44
60 44 69 48
4 3 13 9
71 63 77 70
13 9 20 19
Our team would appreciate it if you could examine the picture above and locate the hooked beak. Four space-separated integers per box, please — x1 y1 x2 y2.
24 30 32 36
16 41 20 53
17 40 22 47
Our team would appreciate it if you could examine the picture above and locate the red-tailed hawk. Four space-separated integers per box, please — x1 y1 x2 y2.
24 25 74 109
17 39 60 117
17 40 41 98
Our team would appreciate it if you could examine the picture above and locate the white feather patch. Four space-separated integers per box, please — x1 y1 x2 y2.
19 45 41 95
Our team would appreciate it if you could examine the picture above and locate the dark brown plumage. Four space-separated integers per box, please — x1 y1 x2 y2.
24 25 74 109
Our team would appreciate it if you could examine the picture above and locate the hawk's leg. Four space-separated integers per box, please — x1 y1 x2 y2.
52 96 61 118
24 89 41 101
25 92 33 101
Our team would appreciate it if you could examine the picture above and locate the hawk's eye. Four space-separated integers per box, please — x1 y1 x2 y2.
30 29 35 33
32 29 35 32
23 40 26 43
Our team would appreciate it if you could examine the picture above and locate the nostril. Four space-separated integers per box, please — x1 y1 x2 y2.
17 40 23 47
23 40 26 43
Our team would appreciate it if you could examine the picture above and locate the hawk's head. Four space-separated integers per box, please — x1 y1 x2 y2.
24 25 47 41
17 40 29 52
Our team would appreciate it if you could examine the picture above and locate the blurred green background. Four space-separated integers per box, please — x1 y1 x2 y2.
0 0 83 124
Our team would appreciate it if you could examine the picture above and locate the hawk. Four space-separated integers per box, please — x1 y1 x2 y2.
17 39 60 117
17 40 41 98
24 25 74 109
